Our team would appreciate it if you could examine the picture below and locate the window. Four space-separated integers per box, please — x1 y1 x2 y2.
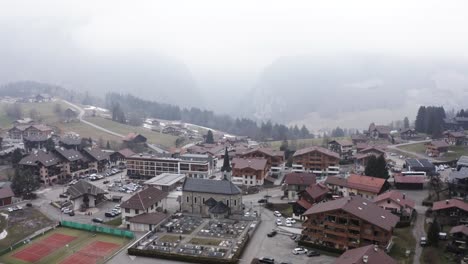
387 199 391 204
226 200 229 206
135 209 139 214
186 196 189 203
194 197 197 204
203 197 205 203
125 208 130 213
234 200 237 206
250 181 253 184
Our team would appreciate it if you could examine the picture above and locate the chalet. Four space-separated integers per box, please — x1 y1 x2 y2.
426 140 449 157
13 118 34 126
19 150 63 184
54 147 89 178
374 190 415 222
394 175 425 190
302 196 399 250
400 128 417 140
368 123 391 139
181 177 242 217
231 157 268 186
8 124 53 140
59 136 81 150
444 131 467 146
110 148 135 166
448 167 468 198
0 182 14 206
23 134 49 152
82 147 110 172
239 148 285 169
449 225 468 251
284 172 316 199
63 108 78 122
432 199 468 226
123 133 147 144
67 180 106 211
333 245 397 264
347 174 388 200
292 146 340 176
444 117 468 130
127 212 168 232
35 93 52 102
328 139 354 160
121 186 168 229
294 183 329 217
351 134 368 145
325 176 348 197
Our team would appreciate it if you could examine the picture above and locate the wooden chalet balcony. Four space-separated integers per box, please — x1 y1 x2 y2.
324 229 347 238
322 236 347 245
346 232 360 239
325 221 347 229
347 225 361 231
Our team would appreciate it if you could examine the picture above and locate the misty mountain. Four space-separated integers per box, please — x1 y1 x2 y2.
244 55 468 125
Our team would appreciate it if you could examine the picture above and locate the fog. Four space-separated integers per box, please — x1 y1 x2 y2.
2 0 468 129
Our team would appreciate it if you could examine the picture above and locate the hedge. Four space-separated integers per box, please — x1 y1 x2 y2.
297 240 345 255
128 248 239 264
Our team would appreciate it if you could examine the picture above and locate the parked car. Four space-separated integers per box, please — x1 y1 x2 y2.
267 231 277 237
285 220 292 227
259 257 275 264
59 193 68 198
276 219 283 226
290 234 297 240
103 180 110 184
7 207 14 212
286 217 296 223
258 198 267 203
68 211 75 216
274 211 282 217
92 218 104 223
292 247 308 255
176 186 182 191
16 205 22 210
105 212 116 217
420 237 427 246
26 203 33 207
307 250 320 257
244 212 250 217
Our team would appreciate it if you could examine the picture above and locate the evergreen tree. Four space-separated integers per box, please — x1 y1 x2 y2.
280 139 289 152
300 125 310 138
11 148 23 167
221 148 231 173
403 117 410 129
44 138 55 152
427 218 440 246
364 155 378 177
11 168 40 198
106 141 111 149
415 106 426 133
205 130 215 144
375 155 389 179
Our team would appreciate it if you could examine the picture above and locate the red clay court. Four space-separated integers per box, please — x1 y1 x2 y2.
12 233 77 262
60 241 120 264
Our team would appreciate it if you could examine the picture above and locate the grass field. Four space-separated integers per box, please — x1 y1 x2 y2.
0 227 130 264
267 137 350 150
104 217 122 227
389 226 416 264
85 116 178 148
0 101 68 128
0 208 55 249
189 237 222 246
159 235 184 243
398 142 468 161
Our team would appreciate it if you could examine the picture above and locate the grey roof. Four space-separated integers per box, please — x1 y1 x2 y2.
60 136 81 146
54 147 83 162
83 147 110 161
67 180 106 200
19 150 60 167
449 167 468 181
24 134 49 142
183 178 241 195
406 159 435 169
209 201 229 214
458 156 468 166
204 197 217 207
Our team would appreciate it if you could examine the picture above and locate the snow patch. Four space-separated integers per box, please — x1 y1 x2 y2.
0 230 7 240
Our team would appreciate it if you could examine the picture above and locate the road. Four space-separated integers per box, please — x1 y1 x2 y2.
386 140 437 162
62 100 125 138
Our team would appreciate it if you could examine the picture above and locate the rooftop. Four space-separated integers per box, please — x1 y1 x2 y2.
325 176 348 187
405 158 435 169
120 186 168 210
374 190 415 209
333 245 397 264
429 140 450 149
240 147 285 158
183 178 241 195
394 175 425 184
284 172 316 186
128 212 168 225
433 199 468 212
304 183 328 199
293 146 340 159
67 180 106 200
19 150 60 167
144 173 186 187
231 157 268 171
347 174 386 194
304 196 399 231
450 225 468 236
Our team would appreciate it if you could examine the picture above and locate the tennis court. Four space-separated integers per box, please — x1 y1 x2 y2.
12 233 77 262
60 241 120 264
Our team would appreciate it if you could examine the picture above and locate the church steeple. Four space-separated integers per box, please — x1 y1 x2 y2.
221 147 232 180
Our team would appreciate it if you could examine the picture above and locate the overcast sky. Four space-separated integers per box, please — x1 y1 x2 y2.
2 0 468 73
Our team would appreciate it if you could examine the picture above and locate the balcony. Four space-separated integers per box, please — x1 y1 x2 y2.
347 232 360 239
324 229 347 238
325 221 347 229
347 225 361 231
322 236 347 246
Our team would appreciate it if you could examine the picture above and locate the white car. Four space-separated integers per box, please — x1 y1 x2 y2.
286 217 296 223
285 220 292 227
276 219 283 226
244 212 250 217
274 211 282 217
292 247 308 255
176 187 182 191
16 205 22 210
7 207 14 212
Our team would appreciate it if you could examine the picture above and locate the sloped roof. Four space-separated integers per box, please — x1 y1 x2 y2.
325 176 348 187
329 139 353 147
296 199 313 209
19 150 60 167
333 245 397 264
374 190 415 209
304 196 399 231
204 197 217 208
209 201 230 214
433 199 468 212
304 183 329 199
347 175 386 194
183 178 241 195
123 133 147 142
120 186 168 210
60 136 81 146
293 146 340 159
284 172 316 186
54 147 83 162
0 182 14 199
128 212 167 225
450 225 468 236
372 125 391 135
446 131 466 138
429 140 450 149
240 148 285 158
83 147 110 161
231 158 268 171
24 134 49 142
117 148 136 158
449 167 468 181
67 180 106 200
394 175 425 184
